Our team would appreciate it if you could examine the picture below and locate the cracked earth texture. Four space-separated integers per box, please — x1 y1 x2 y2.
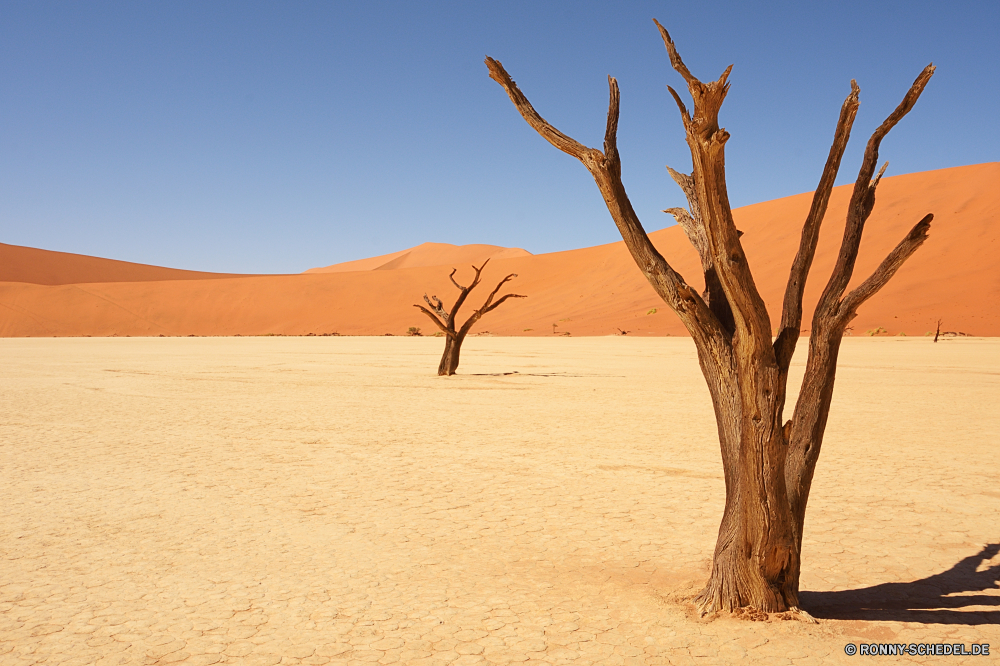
1 336 998 666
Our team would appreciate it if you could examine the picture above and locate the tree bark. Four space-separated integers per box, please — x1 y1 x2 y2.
415 261 525 376
487 20 934 614
437 336 459 375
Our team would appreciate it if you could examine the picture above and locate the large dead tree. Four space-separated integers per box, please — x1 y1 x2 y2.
487 20 934 614
415 260 525 375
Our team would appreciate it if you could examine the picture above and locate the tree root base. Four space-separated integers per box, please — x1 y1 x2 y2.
715 605 819 624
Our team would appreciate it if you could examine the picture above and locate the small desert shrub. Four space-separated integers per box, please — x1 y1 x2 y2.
407 327 422 336
647 308 658 315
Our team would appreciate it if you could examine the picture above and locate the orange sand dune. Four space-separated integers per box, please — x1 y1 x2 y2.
0 242 261 285
304 242 531 273
1 163 997 337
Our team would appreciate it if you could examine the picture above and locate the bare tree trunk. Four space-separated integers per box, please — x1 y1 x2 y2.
437 336 457 376
436 333 468 376
415 261 525 376
487 20 934 614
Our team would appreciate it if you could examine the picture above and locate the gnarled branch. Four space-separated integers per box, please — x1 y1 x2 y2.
604 76 620 173
654 18 767 345
665 166 703 232
448 261 488 322
483 292 527 314
664 167 738 337
423 294 449 322
485 55 722 342
837 214 933 321
654 19 733 139
458 274 527 339
664 207 707 261
774 80 861 370
413 304 453 336
479 273 525 314
486 58 593 162
817 64 935 316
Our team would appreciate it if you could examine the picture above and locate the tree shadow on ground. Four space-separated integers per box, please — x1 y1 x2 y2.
801 544 1000 625
468 371 624 377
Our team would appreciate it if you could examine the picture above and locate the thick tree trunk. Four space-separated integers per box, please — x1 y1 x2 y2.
694 348 800 613
437 334 464 376
698 496 798 613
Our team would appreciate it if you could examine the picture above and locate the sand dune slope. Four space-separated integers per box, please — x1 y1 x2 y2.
0 242 258 285
0 163 996 337
304 242 531 273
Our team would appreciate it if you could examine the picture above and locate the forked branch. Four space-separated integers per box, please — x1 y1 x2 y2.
654 18 766 343
817 64 935 316
664 206 707 262
665 166 703 229
837 214 933 321
480 274 524 315
448 261 488 322
486 55 722 339
458 273 527 338
664 166 709 266
774 80 861 370
486 58 594 163
413 263 526 341
424 294 448 321
414 304 452 336
654 19 733 138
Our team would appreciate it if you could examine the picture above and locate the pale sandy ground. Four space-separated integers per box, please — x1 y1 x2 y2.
1 337 998 666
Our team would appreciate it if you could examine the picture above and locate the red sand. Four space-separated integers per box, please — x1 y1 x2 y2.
304 242 531 273
0 243 260 285
1 163 997 337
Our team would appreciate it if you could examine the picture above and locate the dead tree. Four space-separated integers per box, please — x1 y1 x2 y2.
487 20 934 614
414 260 525 375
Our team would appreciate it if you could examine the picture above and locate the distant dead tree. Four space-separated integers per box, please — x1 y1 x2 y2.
487 20 934 615
414 260 525 376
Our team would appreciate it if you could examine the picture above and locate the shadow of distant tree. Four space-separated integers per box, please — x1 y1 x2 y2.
801 544 1000 625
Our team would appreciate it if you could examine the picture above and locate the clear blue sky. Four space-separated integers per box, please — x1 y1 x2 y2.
1 1 997 274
